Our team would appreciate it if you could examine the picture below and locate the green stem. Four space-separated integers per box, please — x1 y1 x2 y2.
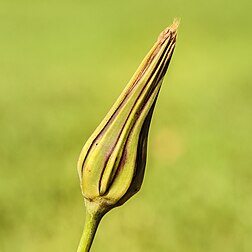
77 208 102 252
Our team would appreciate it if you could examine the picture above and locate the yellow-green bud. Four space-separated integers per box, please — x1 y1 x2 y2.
78 22 178 215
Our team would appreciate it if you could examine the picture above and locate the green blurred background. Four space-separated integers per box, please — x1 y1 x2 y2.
0 0 251 251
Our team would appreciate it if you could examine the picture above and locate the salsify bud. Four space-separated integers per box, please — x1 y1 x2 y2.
77 21 178 252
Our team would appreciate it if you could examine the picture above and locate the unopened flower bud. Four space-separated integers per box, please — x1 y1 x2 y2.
77 21 178 252
78 22 177 211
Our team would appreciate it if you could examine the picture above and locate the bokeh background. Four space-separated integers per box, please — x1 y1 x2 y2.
1 0 251 251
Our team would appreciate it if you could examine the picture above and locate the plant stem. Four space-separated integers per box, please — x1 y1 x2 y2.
77 208 102 252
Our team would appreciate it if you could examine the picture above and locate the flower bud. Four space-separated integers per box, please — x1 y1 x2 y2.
78 21 178 214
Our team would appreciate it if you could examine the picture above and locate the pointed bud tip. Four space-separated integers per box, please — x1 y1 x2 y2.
157 19 180 43
170 18 180 33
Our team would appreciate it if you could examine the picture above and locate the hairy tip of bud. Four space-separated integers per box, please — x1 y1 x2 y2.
157 19 179 44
